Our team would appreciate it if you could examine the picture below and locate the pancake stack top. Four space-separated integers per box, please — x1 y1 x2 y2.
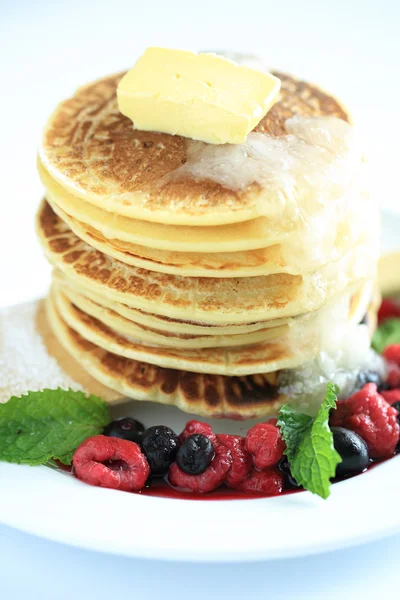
35 65 380 419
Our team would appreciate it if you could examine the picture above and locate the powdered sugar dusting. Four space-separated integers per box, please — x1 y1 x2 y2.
0 300 81 403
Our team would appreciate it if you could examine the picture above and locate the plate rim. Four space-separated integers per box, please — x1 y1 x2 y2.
1 456 400 562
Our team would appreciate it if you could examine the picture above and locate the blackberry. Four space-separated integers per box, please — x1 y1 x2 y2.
141 426 180 476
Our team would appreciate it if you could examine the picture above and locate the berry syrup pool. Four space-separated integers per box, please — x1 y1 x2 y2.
139 479 301 500
54 458 390 501
133 458 390 500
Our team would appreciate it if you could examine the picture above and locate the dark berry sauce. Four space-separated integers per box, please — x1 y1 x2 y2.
54 456 394 500
139 478 301 500
132 455 396 499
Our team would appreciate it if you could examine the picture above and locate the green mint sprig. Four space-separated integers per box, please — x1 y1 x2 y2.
277 383 341 499
372 318 400 353
0 389 110 466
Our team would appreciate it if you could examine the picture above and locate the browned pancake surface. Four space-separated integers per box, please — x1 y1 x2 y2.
47 296 284 418
40 71 349 222
37 201 309 321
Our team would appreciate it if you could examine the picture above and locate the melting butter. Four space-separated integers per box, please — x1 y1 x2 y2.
171 115 357 198
165 114 377 274
278 291 386 415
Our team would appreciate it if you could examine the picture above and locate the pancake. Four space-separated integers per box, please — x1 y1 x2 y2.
59 283 289 349
54 270 373 338
51 279 373 376
37 202 377 325
58 274 373 346
53 270 287 335
46 294 285 419
39 71 353 227
46 191 289 277
45 286 378 418
43 173 372 278
52 287 316 376
39 160 295 253
39 157 367 261
45 191 289 277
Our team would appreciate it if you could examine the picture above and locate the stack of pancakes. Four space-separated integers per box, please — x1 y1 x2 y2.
35 70 379 418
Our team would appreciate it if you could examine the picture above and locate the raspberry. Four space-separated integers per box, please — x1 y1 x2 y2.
180 420 217 445
267 418 278 426
383 344 400 367
332 398 354 425
330 383 400 458
168 441 232 493
217 434 252 487
245 423 286 469
237 468 284 495
73 435 150 492
387 363 400 389
381 389 400 404
378 299 400 325
383 345 400 388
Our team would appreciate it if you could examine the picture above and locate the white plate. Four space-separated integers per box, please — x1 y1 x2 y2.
0 453 399 561
0 210 399 562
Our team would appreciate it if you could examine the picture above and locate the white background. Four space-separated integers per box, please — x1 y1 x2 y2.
0 0 399 597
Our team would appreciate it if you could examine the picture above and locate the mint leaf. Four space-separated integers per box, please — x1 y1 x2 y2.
277 406 313 464
372 318 400 353
0 389 110 466
292 384 341 499
278 383 341 499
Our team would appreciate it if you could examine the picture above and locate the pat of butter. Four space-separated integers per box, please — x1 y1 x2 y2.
117 47 281 144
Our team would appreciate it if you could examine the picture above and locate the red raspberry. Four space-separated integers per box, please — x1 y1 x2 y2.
330 384 400 458
168 442 232 493
383 344 400 367
267 418 278 426
237 468 284 495
331 401 347 425
387 363 400 389
381 389 400 404
383 345 400 388
245 423 286 469
180 420 217 445
217 434 253 487
378 299 400 325
73 435 150 492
